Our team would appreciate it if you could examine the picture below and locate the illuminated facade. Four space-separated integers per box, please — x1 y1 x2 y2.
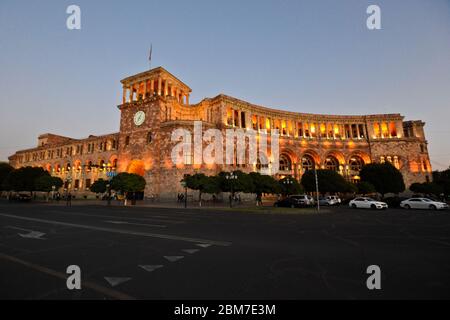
8 67 432 198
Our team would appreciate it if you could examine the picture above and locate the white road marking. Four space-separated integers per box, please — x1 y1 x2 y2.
139 265 164 272
196 243 212 248
0 213 231 246
104 277 132 287
182 249 199 254
46 210 186 224
104 220 166 228
164 256 184 262
18 231 46 240
6 226 46 240
0 252 134 300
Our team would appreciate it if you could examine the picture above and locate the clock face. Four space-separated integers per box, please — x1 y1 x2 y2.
133 111 146 126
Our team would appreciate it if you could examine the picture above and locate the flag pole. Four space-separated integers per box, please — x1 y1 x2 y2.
149 44 152 70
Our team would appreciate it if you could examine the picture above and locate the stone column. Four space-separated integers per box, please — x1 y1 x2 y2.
129 84 134 102
186 94 189 106
157 78 162 96
122 86 127 104
143 81 147 99
164 79 168 97
356 123 361 139
150 79 155 95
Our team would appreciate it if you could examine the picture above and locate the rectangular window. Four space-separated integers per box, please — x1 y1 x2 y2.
240 112 246 128
389 122 397 137
373 123 381 138
358 124 365 138
297 122 303 137
310 124 316 138
344 124 351 139
251 115 258 130
226 108 233 126
334 124 341 139
381 122 389 137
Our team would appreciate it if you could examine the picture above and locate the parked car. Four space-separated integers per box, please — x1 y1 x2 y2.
11 193 32 202
274 197 302 208
328 195 341 204
349 197 388 210
400 198 448 211
319 196 339 206
290 194 315 206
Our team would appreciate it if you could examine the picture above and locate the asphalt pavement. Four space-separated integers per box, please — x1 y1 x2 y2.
0 201 449 299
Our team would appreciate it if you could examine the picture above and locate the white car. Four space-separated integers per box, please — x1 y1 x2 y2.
290 195 315 206
400 198 448 211
328 195 341 204
349 197 388 210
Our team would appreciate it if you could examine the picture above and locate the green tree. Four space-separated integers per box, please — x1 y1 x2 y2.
35 175 63 201
218 171 253 195
357 181 376 195
359 163 405 198
0 163 13 191
184 173 220 206
248 172 279 205
278 176 303 196
111 173 146 205
90 179 108 194
410 182 443 197
301 169 353 194
433 168 450 198
3 166 50 194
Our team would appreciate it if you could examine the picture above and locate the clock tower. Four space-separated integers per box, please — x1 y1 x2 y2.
117 67 192 197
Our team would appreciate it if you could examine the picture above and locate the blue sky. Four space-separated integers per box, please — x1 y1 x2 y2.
0 0 449 169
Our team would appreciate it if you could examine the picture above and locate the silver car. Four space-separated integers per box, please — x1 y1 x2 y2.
349 197 388 210
400 198 448 210
290 195 315 206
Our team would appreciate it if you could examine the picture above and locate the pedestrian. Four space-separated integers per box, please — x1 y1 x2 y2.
67 192 72 207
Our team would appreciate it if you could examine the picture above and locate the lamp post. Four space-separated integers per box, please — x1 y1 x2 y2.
51 185 56 202
226 172 238 208
303 157 320 212
314 165 320 212
282 177 293 197
106 171 117 206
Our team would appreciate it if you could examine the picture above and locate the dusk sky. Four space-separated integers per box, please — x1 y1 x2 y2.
0 0 449 169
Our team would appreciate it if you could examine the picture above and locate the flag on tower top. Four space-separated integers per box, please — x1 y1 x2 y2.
149 44 152 69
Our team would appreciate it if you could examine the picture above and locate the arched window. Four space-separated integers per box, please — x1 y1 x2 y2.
324 156 339 172
301 155 315 172
349 156 364 172
125 136 130 146
279 154 292 171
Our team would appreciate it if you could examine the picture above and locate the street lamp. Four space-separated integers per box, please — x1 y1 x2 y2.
51 185 56 202
282 177 294 197
303 157 320 212
226 172 238 208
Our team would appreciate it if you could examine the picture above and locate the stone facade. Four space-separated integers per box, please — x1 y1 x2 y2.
8 67 432 199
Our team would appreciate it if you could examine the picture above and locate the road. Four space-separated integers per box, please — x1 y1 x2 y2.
0 201 449 299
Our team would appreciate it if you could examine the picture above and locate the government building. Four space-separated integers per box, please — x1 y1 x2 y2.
8 67 432 199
